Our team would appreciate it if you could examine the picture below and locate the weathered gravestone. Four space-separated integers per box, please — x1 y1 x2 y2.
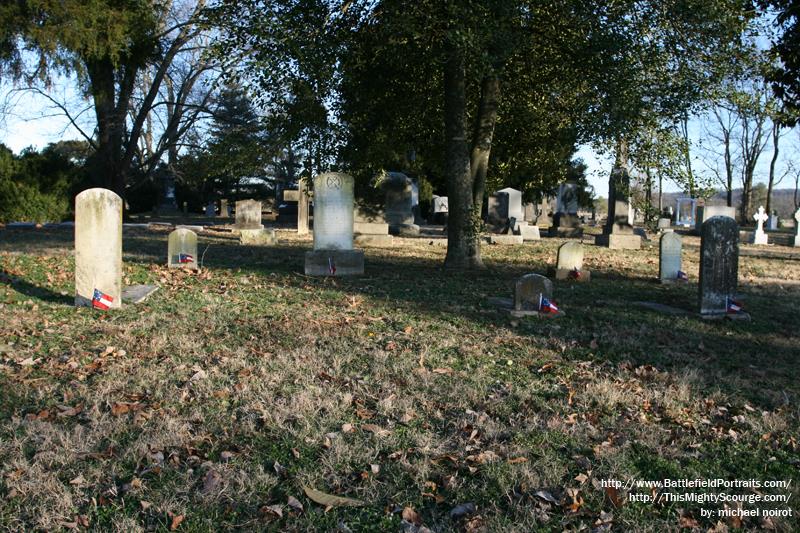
432 195 449 225
219 199 229 218
555 241 590 281
659 232 682 283
549 182 583 237
305 173 364 275
240 228 277 245
235 199 264 230
699 216 740 317
488 273 561 317
168 228 199 270
496 187 523 230
751 206 769 245
794 208 800 247
384 172 418 235
75 188 122 308
657 218 672 231
596 165 641 249
517 224 541 241
205 201 216 217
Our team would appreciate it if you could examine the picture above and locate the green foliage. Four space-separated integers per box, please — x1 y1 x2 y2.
0 143 86 223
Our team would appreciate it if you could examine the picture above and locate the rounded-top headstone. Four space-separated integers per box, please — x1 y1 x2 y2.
659 232 682 281
699 216 739 315
168 228 199 270
556 241 583 271
74 188 123 308
384 172 414 225
235 199 263 229
514 273 553 312
314 172 354 250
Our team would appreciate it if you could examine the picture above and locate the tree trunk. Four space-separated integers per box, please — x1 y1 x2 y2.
724 129 733 207
87 58 126 197
443 43 482 270
766 122 781 216
470 75 500 222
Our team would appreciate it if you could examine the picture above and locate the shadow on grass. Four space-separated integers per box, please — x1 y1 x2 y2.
1 269 72 305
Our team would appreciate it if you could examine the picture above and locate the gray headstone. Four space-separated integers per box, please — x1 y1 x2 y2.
657 218 671 230
235 199 263 230
205 201 215 217
432 196 449 214
556 242 583 271
514 274 553 312
497 187 523 221
74 188 122 308
384 172 414 225
168 228 199 269
556 182 579 214
313 172 354 250
659 232 682 282
699 216 739 316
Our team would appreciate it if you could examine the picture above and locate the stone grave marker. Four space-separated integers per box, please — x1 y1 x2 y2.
488 273 561 317
751 206 769 245
659 232 682 283
305 173 364 275
496 187 523 228
794 208 800 247
219 199 229 218
235 199 263 230
555 241 590 281
699 216 740 317
168 228 199 270
549 182 582 237
205 201 216 217
240 228 277 245
74 188 122 308
384 172 415 233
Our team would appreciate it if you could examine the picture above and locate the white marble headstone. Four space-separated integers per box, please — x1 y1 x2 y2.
168 228 199 270
314 172 354 250
74 188 122 308
659 232 682 282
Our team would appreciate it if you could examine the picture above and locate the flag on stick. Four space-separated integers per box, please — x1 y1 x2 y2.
92 289 113 310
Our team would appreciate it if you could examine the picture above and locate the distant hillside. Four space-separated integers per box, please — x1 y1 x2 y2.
661 189 798 218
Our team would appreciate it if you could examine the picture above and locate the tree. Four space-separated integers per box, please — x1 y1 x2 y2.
2 0 222 201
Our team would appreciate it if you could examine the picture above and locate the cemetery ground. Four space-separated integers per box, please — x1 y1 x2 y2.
0 228 798 532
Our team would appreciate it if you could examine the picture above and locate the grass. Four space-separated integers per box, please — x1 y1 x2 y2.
0 225 798 532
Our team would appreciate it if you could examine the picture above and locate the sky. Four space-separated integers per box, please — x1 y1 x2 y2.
1 82 796 200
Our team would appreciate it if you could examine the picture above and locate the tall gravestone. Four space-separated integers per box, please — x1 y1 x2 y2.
699 216 739 317
305 173 364 275
659 232 682 283
549 182 582 237
751 206 769 245
384 172 414 224
75 188 122 308
168 228 199 270
596 162 641 249
235 199 263 230
432 195 449 225
219 199 229 218
496 187 523 229
794 208 800 247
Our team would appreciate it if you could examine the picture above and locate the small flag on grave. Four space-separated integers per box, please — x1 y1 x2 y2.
328 257 336 275
539 296 559 314
92 289 113 310
178 253 194 263
676 270 688 281
569 268 582 280
726 297 744 314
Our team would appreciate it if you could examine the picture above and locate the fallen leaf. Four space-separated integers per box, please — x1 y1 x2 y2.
287 495 304 513
574 473 588 484
402 506 422 526
303 486 365 507
170 514 184 530
362 424 390 437
260 504 283 519
562 488 583 513
534 490 558 504
604 486 624 508
507 457 527 464
201 470 222 495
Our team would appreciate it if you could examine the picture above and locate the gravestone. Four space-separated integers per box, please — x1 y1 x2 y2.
235 199 264 230
219 199 229 218
432 195 449 225
549 182 582 237
74 188 122 308
240 228 277 245
555 241 590 281
659 232 682 283
768 212 779 231
298 180 310 235
695 205 735 234
205 201 215 217
384 172 414 224
751 206 769 245
675 198 696 227
305 172 364 275
488 273 561 317
699 216 739 317
167 228 199 270
517 224 541 241
794 208 800 247
354 203 392 247
657 218 672 231
496 187 523 229
596 164 640 249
